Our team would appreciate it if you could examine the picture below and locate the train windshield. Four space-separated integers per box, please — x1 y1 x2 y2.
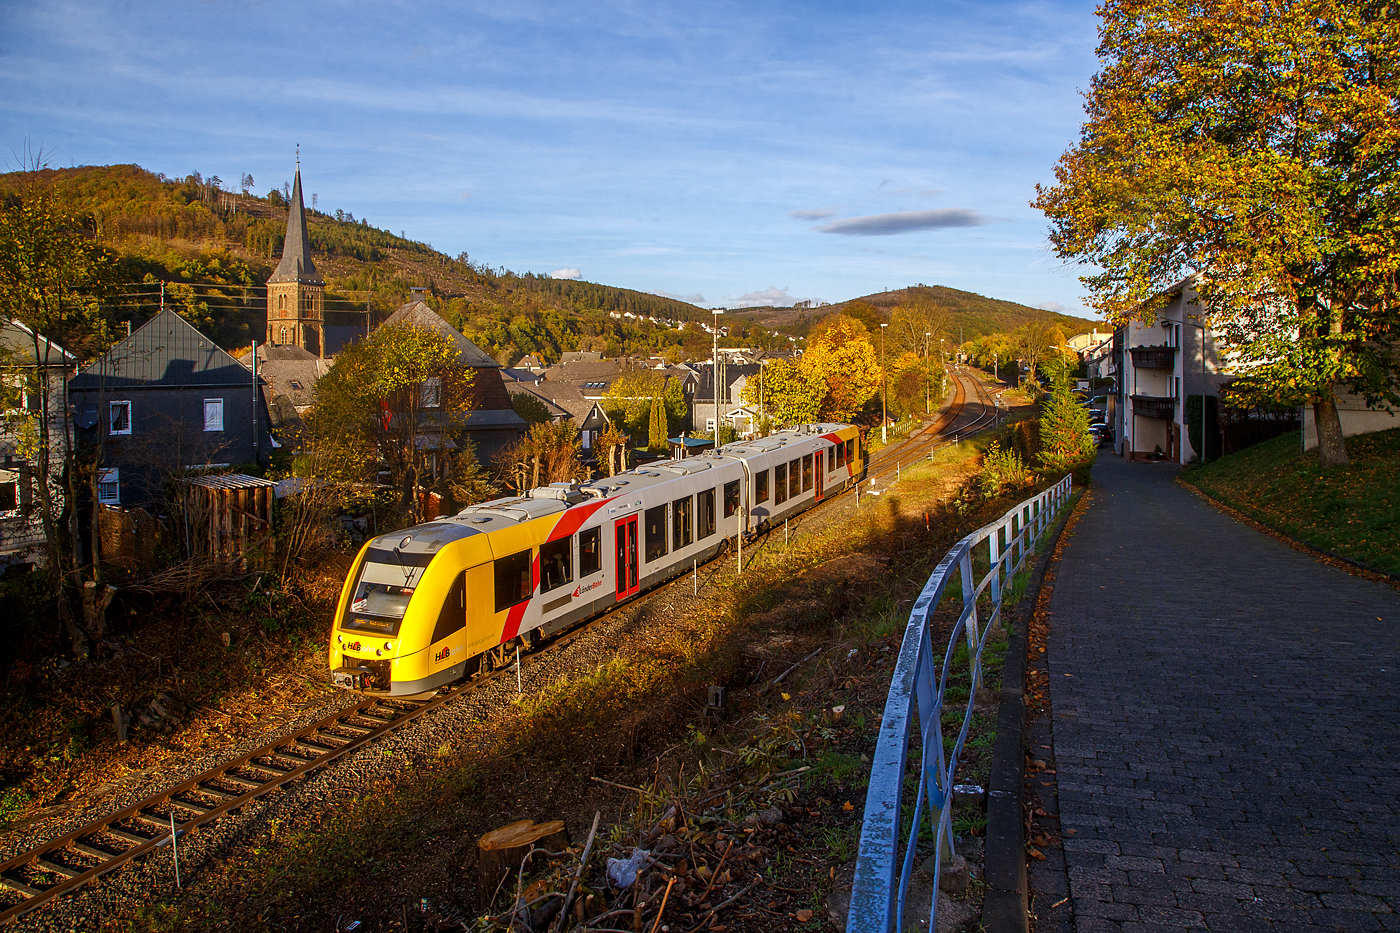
342 548 434 635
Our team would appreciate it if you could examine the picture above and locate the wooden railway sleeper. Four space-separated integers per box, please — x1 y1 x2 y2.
70 841 120 861
103 826 158 846
32 859 81 880
167 797 212 816
0 873 43 897
219 772 265 789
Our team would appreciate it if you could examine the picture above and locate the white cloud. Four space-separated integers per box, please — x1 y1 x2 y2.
731 286 796 308
816 209 990 236
1035 300 1066 312
550 267 581 279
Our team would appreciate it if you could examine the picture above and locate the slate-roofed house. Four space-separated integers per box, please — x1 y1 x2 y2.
0 322 73 569
377 290 527 462
244 343 329 432
68 310 272 508
505 378 614 452
691 361 761 436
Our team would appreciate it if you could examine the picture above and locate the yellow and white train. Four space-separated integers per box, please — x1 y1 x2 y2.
329 424 866 695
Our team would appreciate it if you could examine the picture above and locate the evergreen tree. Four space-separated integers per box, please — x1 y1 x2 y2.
647 395 667 452
1038 358 1094 469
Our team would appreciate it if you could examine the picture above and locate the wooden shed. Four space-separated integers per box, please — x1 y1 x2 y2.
176 474 277 570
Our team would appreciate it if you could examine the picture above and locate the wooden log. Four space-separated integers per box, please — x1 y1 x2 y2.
477 819 568 904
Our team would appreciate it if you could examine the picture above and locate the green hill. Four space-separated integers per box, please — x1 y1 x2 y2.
0 164 719 363
728 285 1100 342
2 164 1099 363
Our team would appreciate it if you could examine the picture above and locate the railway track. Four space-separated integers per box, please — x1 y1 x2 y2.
0 365 1004 926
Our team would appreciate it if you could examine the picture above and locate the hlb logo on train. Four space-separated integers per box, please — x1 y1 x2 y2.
572 579 603 598
434 645 454 663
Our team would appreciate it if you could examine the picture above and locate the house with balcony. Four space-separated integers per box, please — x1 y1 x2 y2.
1111 276 1228 463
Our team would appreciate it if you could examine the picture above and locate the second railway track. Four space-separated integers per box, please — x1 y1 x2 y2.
0 365 1006 927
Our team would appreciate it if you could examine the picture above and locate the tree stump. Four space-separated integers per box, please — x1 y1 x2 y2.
477 819 568 904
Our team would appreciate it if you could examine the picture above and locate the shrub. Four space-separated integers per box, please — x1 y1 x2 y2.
978 442 1032 499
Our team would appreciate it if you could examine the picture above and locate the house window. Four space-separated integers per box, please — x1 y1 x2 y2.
420 377 442 409
204 399 224 432
280 326 289 344
706 418 716 433
109 401 132 435
0 480 16 512
289 380 303 391
97 468 120 505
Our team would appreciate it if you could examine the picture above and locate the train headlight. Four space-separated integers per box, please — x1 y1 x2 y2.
384 642 392 650
375 648 382 656
337 635 343 643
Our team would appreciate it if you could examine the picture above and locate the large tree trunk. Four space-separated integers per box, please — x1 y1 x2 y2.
1312 392 1350 468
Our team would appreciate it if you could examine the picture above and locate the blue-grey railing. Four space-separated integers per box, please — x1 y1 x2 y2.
847 474 1073 933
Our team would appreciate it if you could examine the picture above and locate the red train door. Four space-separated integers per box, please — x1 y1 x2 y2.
615 516 639 600
815 451 824 500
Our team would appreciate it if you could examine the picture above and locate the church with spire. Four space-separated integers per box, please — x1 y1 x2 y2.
266 158 326 358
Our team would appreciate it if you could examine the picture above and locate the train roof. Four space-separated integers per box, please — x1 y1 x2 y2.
363 423 856 551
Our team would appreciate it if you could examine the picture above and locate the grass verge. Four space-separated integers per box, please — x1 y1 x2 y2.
1180 427 1400 576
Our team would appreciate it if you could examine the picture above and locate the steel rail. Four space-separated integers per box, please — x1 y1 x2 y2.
0 381 994 924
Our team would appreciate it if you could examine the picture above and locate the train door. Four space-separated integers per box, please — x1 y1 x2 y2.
615 516 639 601
815 451 824 500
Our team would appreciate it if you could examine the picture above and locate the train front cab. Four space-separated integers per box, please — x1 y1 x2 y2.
329 529 507 696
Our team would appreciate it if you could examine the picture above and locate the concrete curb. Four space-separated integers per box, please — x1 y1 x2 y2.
982 488 1083 933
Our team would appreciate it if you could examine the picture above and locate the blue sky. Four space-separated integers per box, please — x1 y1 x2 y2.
0 0 1102 316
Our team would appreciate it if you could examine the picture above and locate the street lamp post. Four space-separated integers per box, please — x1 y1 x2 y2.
1182 314 1210 464
713 310 722 446
880 322 889 444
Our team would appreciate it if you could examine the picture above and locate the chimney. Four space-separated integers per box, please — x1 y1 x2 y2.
409 286 427 303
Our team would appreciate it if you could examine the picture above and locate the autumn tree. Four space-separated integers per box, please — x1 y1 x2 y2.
0 162 114 656
603 370 687 439
742 314 881 424
1033 0 1400 467
310 324 479 521
498 420 586 493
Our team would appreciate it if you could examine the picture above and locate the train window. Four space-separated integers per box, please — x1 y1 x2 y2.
788 458 800 499
723 480 739 517
845 439 854 466
836 440 845 468
828 445 836 473
644 504 668 563
802 454 813 492
698 488 717 539
431 572 466 644
540 537 573 593
672 496 692 550
580 527 602 576
344 548 434 634
494 550 534 612
774 463 788 504
755 470 769 504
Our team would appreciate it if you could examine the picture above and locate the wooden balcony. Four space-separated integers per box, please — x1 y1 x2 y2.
1131 395 1177 419
1130 345 1177 369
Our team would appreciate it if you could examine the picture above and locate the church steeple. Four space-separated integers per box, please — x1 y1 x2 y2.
269 168 322 287
265 160 326 357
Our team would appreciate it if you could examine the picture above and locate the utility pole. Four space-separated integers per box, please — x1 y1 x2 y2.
924 331 931 415
880 323 889 444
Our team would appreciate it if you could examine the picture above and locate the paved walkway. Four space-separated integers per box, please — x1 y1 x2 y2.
1043 454 1400 932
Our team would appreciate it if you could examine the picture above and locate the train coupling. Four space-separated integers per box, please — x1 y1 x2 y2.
332 665 373 690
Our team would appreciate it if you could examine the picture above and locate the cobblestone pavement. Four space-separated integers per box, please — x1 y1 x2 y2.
1045 454 1400 932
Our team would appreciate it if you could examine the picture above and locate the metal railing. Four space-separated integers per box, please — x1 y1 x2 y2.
846 474 1074 933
